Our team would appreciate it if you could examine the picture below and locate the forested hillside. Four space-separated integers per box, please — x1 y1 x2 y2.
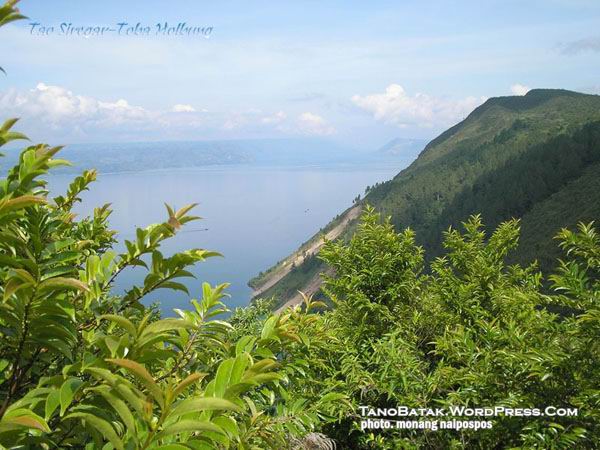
252 89 600 308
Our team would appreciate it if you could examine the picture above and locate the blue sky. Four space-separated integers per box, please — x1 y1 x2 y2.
1 0 599 148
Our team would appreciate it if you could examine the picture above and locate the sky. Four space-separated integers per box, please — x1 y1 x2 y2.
0 0 599 149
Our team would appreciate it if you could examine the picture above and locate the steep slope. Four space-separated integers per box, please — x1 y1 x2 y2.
250 89 600 308
511 161 600 270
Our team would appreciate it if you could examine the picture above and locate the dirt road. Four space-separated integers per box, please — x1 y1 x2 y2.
252 204 362 299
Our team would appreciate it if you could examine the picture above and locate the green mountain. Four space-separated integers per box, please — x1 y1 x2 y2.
250 89 600 309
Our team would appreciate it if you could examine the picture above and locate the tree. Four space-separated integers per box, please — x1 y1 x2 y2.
318 208 599 449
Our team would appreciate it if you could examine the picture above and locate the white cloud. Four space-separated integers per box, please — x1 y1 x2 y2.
351 84 486 128
0 83 339 141
261 111 287 125
222 109 334 136
559 36 600 55
0 83 152 128
221 110 262 130
0 83 298 141
172 104 196 113
296 112 336 136
510 84 530 96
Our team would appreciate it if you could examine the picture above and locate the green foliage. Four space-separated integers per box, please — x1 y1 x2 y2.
320 206 423 340
315 208 599 449
0 1 26 76
0 120 346 448
228 298 275 342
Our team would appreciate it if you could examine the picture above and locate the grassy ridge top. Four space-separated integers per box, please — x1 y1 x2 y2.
413 89 599 168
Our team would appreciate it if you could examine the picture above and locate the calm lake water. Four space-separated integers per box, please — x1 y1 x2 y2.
48 163 405 315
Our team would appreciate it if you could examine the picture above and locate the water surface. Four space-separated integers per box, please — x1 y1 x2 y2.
49 163 404 314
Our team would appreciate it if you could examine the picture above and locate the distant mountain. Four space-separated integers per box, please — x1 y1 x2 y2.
251 89 600 309
1 138 368 173
376 137 427 158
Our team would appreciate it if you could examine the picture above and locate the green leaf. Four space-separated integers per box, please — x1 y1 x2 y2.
155 419 224 440
139 318 193 339
229 353 251 385
235 336 256 356
0 195 46 214
45 389 60 420
43 338 73 360
85 368 145 416
0 409 50 433
245 358 278 374
64 412 124 450
213 415 239 437
99 314 137 337
260 316 278 340
84 367 119 385
106 359 164 408
60 377 84 416
12 269 35 284
158 281 190 294
154 445 190 450
93 386 137 436
0 118 19 132
240 373 281 385
39 277 89 293
318 392 347 404
105 336 120 356
223 382 256 399
173 372 208 398
3 277 29 301
214 359 235 397
168 397 242 421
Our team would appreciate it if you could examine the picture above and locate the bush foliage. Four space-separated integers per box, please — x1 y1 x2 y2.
318 207 599 449
0 118 348 449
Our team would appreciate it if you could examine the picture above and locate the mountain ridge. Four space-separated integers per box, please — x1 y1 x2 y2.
250 88 600 309
1 138 368 174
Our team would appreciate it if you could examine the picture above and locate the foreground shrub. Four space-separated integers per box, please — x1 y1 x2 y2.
318 209 599 449
0 120 346 448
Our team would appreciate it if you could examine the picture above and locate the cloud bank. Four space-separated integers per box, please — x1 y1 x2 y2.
296 112 336 136
510 84 530 96
172 104 196 113
0 83 150 127
0 83 336 141
351 84 486 128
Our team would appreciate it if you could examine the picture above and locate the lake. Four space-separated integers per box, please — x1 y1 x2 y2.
48 163 406 315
